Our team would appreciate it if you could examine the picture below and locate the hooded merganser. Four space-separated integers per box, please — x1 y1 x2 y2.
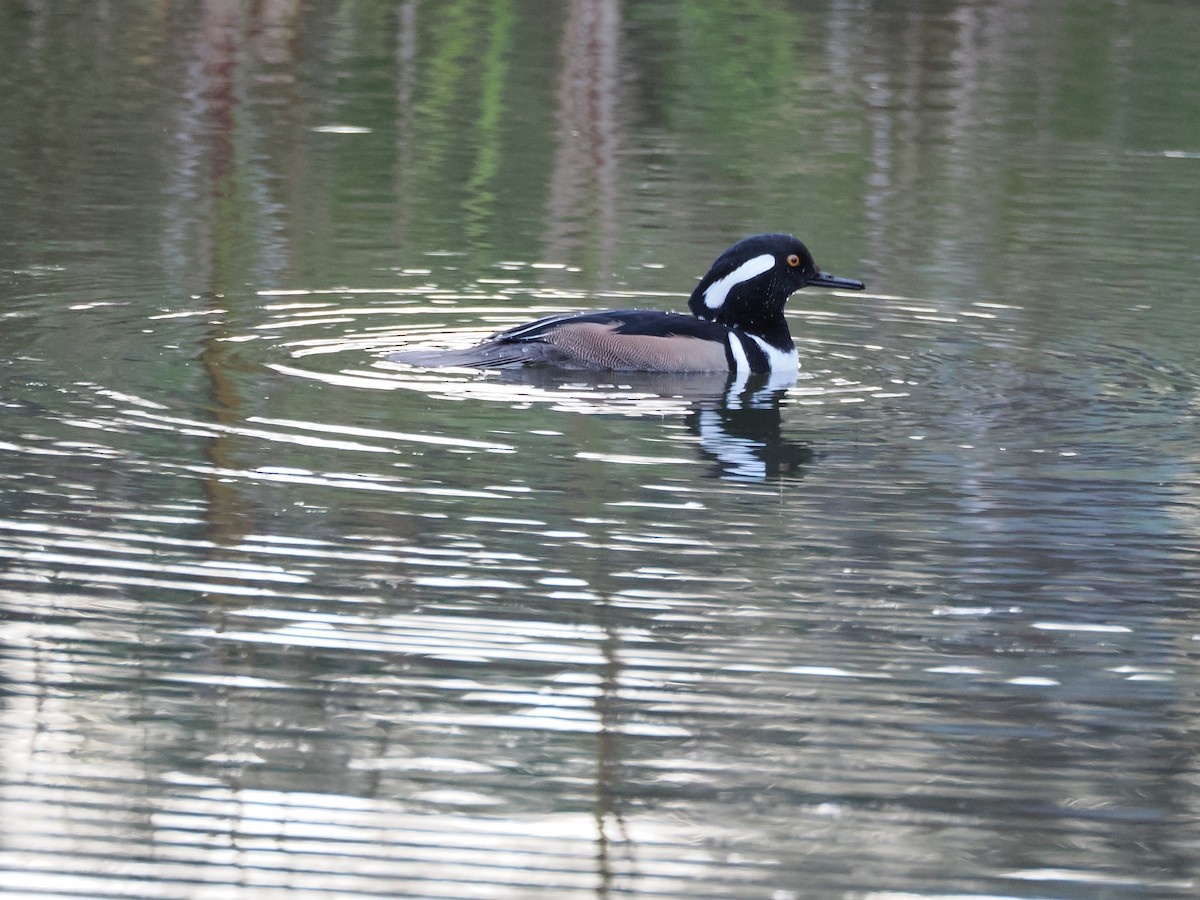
390 233 865 374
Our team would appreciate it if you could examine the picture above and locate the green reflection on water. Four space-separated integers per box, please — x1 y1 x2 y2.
463 0 514 241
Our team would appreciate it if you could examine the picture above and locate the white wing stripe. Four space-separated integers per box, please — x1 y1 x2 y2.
498 313 585 341
727 332 751 375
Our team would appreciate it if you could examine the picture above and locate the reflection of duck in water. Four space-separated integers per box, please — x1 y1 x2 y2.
690 376 815 481
484 367 815 482
392 233 863 376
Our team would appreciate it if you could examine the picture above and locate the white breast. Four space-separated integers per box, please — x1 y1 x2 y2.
748 335 798 379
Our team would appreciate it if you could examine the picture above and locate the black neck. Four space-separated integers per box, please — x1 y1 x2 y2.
719 311 793 351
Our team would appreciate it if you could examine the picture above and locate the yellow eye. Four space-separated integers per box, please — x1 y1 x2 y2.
786 253 801 268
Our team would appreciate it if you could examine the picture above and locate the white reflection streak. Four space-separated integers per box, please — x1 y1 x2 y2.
199 626 610 668
166 463 505 499
407 710 689 737
120 408 395 453
0 548 308 583
0 520 399 569
722 663 895 681
575 452 696 466
142 788 736 886
0 569 303 598
0 517 218 549
186 609 702 676
275 364 703 417
270 361 422 390
1003 869 1194 889
0 439 93 458
246 415 514 451
1031 622 1132 633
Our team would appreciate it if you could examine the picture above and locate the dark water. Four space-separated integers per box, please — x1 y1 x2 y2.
2 2 1199 898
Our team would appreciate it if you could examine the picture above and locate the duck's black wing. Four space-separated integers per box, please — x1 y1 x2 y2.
392 310 735 371
488 309 725 340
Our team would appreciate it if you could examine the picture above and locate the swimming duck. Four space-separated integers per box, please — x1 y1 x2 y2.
390 233 864 374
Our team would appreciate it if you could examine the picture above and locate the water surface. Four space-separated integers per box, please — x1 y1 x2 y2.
2 2 1199 898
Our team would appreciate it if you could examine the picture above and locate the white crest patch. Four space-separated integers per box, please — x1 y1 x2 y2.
703 253 775 309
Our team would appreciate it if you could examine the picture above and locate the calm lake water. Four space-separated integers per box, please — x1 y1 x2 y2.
2 1 1199 898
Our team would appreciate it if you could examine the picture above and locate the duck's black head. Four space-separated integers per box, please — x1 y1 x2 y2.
687 233 864 335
